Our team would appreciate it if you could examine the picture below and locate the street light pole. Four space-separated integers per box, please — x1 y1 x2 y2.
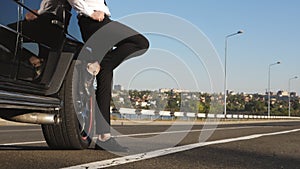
267 61 281 118
224 30 243 117
288 76 298 117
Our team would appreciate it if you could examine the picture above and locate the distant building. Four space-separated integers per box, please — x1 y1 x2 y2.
277 90 289 97
114 84 123 91
159 88 170 93
290 92 297 97
266 91 275 96
159 88 189 93
229 91 237 95
277 90 298 102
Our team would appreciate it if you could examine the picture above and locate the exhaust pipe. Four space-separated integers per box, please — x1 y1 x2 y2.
4 113 61 125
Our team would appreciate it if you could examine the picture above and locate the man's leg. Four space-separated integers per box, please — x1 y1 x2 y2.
95 68 112 136
94 25 149 136
78 16 149 151
78 15 112 136
101 32 149 70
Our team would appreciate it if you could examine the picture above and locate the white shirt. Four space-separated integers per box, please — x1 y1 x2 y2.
67 0 111 17
37 0 65 15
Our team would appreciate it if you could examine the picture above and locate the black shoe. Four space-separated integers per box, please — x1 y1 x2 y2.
95 137 129 152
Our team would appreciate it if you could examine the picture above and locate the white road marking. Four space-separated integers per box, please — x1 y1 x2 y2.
62 128 300 169
1 141 46 146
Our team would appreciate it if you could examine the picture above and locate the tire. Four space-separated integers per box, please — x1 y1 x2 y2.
42 61 95 150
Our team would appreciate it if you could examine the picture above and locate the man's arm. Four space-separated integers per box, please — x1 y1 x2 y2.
67 0 105 21
25 9 38 21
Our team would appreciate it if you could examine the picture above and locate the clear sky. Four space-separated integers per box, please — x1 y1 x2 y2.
108 0 300 94
1 0 300 94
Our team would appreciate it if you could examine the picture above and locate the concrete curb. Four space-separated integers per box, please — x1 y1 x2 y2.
1 118 299 126
111 119 300 126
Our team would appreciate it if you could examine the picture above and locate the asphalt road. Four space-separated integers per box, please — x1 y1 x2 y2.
0 120 300 169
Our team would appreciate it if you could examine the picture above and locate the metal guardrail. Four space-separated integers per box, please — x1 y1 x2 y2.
113 108 300 120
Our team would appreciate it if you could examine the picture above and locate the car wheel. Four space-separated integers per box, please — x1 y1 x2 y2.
42 61 95 150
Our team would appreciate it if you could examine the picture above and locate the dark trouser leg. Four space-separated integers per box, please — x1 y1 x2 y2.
95 68 113 134
78 16 149 134
79 16 112 134
101 34 149 70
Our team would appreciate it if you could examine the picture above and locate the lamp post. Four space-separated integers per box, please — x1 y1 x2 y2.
267 61 281 118
224 30 243 117
288 76 297 117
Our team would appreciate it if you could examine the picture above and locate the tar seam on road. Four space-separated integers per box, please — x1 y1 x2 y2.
112 126 263 138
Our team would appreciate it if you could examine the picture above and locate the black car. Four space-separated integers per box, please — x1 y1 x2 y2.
0 0 95 149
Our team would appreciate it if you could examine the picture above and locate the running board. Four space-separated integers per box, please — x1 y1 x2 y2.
0 90 61 111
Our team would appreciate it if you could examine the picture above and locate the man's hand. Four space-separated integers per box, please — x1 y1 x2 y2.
25 10 38 21
90 11 105 22
87 61 101 76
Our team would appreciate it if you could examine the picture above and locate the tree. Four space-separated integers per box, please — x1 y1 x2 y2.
245 100 266 114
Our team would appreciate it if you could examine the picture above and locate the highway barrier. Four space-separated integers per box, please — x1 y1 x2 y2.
112 108 300 120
